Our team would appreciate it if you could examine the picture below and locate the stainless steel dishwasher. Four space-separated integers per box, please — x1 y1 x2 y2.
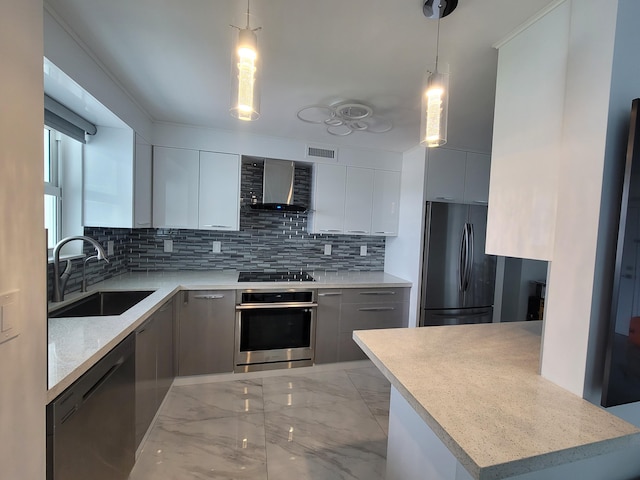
46 334 135 480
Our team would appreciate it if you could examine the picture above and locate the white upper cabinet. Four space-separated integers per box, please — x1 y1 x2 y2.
426 148 490 205
372 170 401 236
198 151 240 231
463 152 491 205
133 134 153 228
486 1 569 260
153 146 199 229
310 164 400 236
344 167 374 235
84 127 153 229
426 148 466 203
310 163 346 234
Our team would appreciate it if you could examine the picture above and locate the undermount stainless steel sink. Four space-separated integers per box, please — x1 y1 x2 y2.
49 290 155 318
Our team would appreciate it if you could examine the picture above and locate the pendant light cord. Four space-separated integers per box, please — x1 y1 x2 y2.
434 16 440 73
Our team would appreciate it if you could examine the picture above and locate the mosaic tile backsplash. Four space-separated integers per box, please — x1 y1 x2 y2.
48 160 385 300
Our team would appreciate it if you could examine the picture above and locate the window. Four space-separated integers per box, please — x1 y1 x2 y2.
44 127 61 250
44 126 84 256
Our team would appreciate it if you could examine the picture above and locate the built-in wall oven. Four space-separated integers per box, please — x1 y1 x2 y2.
235 289 317 372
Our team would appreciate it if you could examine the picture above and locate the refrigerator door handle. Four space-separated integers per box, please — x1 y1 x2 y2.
464 223 474 291
458 224 467 292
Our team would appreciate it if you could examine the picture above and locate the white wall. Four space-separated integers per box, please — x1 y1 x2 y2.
0 1 47 479
152 122 403 171
541 0 640 403
385 145 428 327
43 7 153 142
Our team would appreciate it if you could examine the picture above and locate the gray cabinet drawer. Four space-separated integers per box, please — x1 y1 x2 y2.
341 287 409 304
340 302 405 331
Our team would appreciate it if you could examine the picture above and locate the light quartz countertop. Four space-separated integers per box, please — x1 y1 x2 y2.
353 321 640 480
47 270 410 402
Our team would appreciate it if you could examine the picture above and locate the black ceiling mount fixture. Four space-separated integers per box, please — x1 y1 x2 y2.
423 0 458 19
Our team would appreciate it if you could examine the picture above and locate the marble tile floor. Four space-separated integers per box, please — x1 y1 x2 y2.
128 361 391 480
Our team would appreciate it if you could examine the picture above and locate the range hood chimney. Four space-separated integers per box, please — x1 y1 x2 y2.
250 159 307 212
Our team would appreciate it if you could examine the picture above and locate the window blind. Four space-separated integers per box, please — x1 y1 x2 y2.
44 94 97 144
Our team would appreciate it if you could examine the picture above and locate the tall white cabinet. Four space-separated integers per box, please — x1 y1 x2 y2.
486 1 570 260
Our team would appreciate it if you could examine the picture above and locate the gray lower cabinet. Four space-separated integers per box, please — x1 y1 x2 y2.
135 297 175 448
178 290 235 376
315 287 409 364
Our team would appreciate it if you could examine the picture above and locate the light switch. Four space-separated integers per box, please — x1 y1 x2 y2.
212 241 221 253
0 290 19 345
107 240 114 256
324 244 332 255
360 245 367 256
164 239 173 253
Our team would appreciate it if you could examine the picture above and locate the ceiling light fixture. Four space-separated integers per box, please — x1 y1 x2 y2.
230 0 261 121
296 101 392 137
420 0 457 148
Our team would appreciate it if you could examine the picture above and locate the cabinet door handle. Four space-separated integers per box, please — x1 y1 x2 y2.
193 294 225 300
374 231 394 234
436 196 454 201
318 292 342 297
358 307 396 312
471 200 488 205
359 291 395 296
136 222 151 226
347 230 368 234
158 302 172 312
202 224 231 228
320 229 342 233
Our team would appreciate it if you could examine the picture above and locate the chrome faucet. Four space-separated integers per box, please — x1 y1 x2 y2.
52 236 109 302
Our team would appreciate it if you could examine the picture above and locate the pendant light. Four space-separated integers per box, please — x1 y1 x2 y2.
230 0 261 121
420 0 456 148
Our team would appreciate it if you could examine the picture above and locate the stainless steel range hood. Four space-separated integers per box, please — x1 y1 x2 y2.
250 159 307 212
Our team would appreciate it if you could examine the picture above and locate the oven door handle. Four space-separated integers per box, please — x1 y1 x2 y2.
236 302 318 310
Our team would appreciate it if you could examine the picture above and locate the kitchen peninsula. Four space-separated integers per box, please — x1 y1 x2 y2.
354 322 640 480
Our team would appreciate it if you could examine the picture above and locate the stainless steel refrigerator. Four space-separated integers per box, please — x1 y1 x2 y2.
420 201 497 326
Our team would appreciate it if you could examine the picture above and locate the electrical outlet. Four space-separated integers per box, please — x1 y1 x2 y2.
212 241 221 253
107 240 114 256
164 239 173 253
360 245 367 256
324 244 332 255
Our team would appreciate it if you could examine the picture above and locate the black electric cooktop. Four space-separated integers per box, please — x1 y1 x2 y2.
237 271 315 282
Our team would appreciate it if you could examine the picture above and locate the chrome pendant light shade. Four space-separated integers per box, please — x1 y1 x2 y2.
230 1 261 121
420 0 456 148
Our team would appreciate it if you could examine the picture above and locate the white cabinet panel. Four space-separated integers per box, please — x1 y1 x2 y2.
463 153 490 205
153 146 199 229
487 1 568 260
372 170 401 236
133 135 152 228
83 127 135 228
344 167 374 235
310 163 346 234
426 148 466 203
198 151 240 231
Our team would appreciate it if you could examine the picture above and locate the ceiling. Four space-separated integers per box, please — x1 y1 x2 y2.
44 0 553 154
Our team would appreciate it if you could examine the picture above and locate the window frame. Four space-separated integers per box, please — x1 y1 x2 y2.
44 127 62 254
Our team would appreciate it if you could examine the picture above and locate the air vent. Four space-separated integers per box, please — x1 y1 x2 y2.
306 145 338 160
